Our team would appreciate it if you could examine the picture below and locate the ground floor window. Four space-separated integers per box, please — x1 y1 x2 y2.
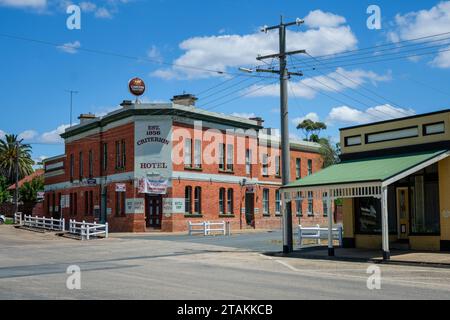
263 189 269 215
295 192 302 216
227 188 233 214
219 188 225 214
307 191 313 216
185 186 192 214
322 192 328 217
115 191 125 216
194 187 201 214
275 190 281 215
410 175 440 234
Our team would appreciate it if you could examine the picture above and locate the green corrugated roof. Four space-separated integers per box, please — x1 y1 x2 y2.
284 150 448 189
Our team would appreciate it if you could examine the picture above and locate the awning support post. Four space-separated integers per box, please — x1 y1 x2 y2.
381 186 390 260
327 191 334 256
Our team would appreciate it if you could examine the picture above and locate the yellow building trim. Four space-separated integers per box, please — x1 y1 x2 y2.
439 158 450 241
409 236 440 251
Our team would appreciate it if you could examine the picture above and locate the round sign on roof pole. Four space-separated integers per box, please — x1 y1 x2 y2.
128 77 146 97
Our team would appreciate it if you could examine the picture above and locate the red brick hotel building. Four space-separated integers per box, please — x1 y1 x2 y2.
43 94 327 232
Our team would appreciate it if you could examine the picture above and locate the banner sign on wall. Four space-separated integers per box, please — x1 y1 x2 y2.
138 178 168 195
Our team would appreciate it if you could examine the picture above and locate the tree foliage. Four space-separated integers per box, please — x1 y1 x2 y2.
0 175 10 203
296 119 327 142
0 134 34 185
19 176 44 204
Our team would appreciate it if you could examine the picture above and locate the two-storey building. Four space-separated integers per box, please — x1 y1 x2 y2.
44 94 326 232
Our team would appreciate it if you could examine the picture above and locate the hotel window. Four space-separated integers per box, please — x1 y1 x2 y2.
57 193 61 216
52 193 56 215
263 189 270 215
296 192 302 216
219 188 226 214
245 149 252 175
70 154 74 181
295 158 301 180
73 192 78 216
423 122 445 136
227 188 233 214
275 190 281 215
102 143 108 172
185 186 192 214
307 159 313 175
194 187 202 214
219 143 225 170
88 150 93 178
275 156 281 177
226 144 234 171
307 191 313 216
322 192 328 217
84 191 89 215
184 138 192 167
194 139 202 169
79 151 83 179
262 154 269 176
115 141 120 169
121 140 126 169
115 191 125 217
46 194 50 215
89 191 94 216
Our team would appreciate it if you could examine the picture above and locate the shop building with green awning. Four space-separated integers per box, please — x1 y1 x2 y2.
282 109 450 259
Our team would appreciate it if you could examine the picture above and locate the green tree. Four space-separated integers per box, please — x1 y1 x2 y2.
0 175 10 203
319 138 341 168
0 134 34 185
296 119 327 142
19 176 44 204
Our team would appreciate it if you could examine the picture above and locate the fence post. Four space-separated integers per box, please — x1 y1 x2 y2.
188 222 192 236
105 222 109 238
62 218 65 232
317 224 321 245
338 225 343 247
203 221 208 236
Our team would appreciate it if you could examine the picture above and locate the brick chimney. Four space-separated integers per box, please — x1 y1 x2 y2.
249 117 264 126
171 94 198 107
78 113 96 124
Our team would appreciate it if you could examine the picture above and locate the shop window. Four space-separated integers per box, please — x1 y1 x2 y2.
410 175 440 234
355 190 397 234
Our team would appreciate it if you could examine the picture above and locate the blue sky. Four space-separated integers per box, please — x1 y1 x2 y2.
1 0 450 162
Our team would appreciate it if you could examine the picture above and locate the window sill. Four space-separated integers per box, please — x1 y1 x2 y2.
219 214 235 218
275 213 281 217
262 214 271 217
184 166 203 171
184 214 203 218
219 169 234 174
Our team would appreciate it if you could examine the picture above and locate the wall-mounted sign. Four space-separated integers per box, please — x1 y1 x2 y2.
126 198 145 214
163 198 185 214
115 183 127 192
246 185 256 194
87 178 97 185
128 77 146 96
37 191 45 200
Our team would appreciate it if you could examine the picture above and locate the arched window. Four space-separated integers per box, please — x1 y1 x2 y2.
185 186 192 214
227 188 233 214
194 187 201 214
219 188 226 214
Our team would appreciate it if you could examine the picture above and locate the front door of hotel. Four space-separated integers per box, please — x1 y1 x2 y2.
245 193 255 227
396 187 410 240
146 195 163 229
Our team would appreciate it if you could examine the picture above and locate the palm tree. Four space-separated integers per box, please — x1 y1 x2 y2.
0 134 34 185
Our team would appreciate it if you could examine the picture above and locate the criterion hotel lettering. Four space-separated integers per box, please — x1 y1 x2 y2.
136 125 170 146
136 137 169 145
140 162 167 169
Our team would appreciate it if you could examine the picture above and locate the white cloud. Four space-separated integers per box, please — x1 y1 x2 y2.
304 10 346 28
389 1 450 68
57 41 81 54
327 104 415 125
151 10 357 80
231 112 256 119
18 130 38 141
40 124 70 144
292 112 320 126
0 129 5 140
0 0 46 9
79 1 96 12
244 67 391 98
95 7 112 19
147 45 163 63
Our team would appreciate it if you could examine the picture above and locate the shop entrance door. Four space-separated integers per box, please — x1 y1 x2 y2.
396 187 409 240
146 195 162 229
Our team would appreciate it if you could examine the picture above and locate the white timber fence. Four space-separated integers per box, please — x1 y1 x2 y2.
188 221 231 236
298 224 343 248
69 219 108 240
22 214 65 231
14 212 22 225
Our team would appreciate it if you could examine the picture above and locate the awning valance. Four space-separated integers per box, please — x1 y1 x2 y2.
282 149 450 199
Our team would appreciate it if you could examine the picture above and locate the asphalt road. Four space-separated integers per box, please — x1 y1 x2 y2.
1 225 450 300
